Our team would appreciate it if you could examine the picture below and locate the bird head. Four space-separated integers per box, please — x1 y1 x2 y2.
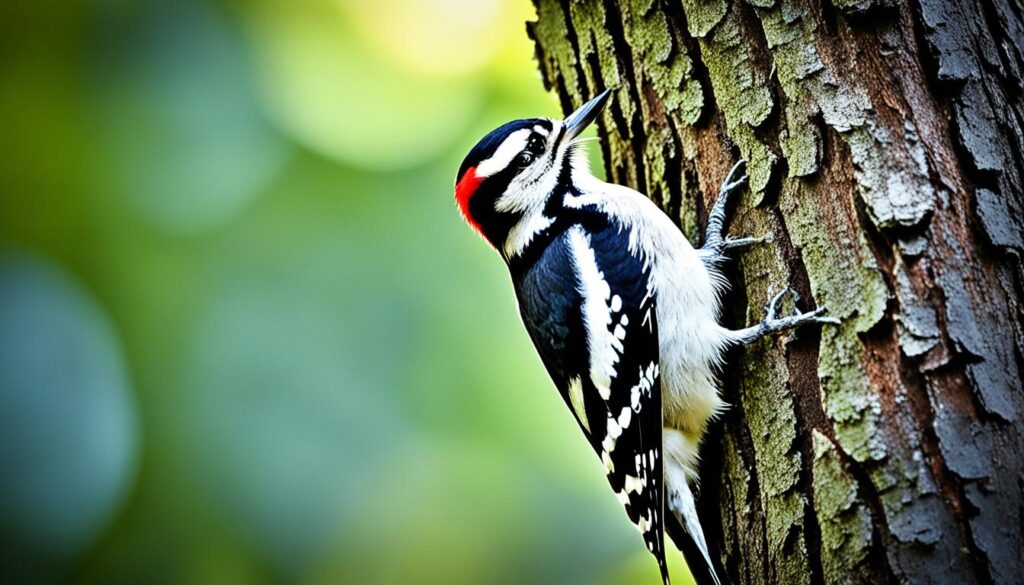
454 89 611 252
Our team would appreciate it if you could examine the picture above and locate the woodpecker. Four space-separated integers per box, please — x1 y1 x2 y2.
454 89 837 585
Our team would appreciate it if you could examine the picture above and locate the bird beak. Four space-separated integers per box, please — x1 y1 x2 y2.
561 88 611 144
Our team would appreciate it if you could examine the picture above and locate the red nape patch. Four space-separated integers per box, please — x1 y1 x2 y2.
455 166 485 237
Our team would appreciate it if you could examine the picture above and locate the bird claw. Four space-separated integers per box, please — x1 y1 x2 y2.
719 160 748 197
723 234 771 252
761 287 840 336
764 287 791 321
702 160 750 254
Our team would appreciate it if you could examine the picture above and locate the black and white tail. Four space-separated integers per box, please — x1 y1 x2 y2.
665 481 723 585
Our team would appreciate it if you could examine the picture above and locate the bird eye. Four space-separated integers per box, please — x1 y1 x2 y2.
526 135 544 154
515 152 534 167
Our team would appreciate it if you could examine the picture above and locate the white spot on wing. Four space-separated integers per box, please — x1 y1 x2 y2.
602 434 616 454
625 475 644 495
634 509 651 533
606 415 622 440
568 376 590 433
617 406 631 430
616 490 629 505
630 361 658 412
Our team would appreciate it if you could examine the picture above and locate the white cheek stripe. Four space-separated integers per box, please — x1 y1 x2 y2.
476 129 530 177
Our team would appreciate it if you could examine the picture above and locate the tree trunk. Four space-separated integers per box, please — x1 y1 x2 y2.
527 1 1024 583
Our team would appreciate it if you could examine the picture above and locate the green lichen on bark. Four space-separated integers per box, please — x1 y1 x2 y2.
615 0 707 208
528 0 580 96
641 128 678 209
728 124 776 198
781 167 976 585
721 433 770 584
699 9 772 125
679 0 728 38
781 181 889 464
566 1 625 95
811 431 879 582
817 330 887 463
690 1 776 194
779 117 979 585
745 0 934 225
675 130 705 243
736 314 812 585
621 0 703 124
753 0 823 177
564 0 650 190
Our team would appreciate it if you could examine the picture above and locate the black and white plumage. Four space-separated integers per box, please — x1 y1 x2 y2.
517 219 668 575
454 89 837 585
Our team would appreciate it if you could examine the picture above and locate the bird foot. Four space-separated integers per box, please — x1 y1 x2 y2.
760 287 840 337
718 161 748 199
702 161 748 253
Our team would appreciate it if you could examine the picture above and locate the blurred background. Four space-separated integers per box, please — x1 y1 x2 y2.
0 0 693 583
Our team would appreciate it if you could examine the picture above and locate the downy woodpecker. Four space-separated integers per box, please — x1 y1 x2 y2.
454 89 837 585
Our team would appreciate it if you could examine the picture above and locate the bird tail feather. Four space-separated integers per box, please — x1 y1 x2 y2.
665 482 722 585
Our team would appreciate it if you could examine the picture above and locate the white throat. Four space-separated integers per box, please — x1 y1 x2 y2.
504 210 555 258
498 127 596 260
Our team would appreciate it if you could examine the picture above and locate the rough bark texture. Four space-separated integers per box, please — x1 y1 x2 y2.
527 1 1024 583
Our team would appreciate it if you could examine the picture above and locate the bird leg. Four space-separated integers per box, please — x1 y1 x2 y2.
701 161 745 253
702 161 768 256
730 287 840 345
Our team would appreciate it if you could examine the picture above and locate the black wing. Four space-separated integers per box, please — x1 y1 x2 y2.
515 231 592 434
516 223 668 583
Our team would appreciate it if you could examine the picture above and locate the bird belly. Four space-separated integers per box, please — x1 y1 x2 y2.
650 239 730 443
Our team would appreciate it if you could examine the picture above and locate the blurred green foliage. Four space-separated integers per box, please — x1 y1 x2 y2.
0 0 693 583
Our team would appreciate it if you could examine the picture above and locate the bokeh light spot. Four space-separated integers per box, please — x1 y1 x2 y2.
180 261 407 574
0 251 138 568
243 0 483 170
340 0 506 77
91 0 289 234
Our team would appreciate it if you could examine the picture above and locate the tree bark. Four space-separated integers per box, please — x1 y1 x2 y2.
527 1 1024 583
